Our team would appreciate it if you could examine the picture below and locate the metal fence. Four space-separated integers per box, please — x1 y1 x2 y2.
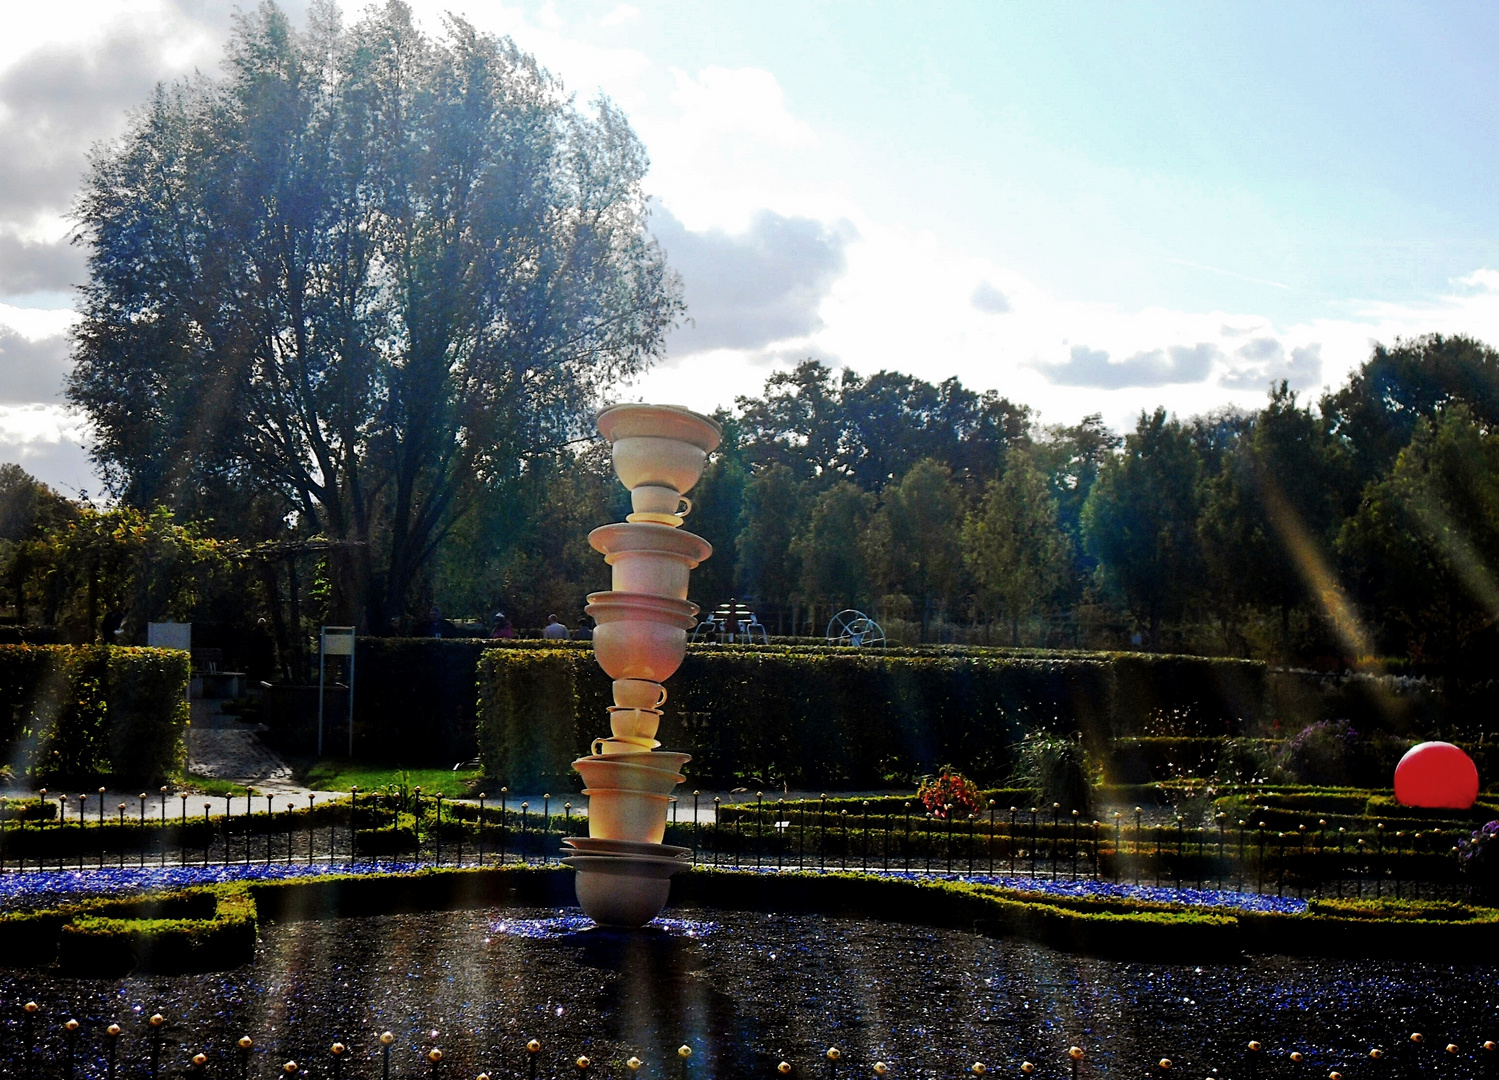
0 790 1479 903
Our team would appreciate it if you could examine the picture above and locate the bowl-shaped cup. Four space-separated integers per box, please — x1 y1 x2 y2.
566 856 681 926
583 788 674 843
574 758 685 795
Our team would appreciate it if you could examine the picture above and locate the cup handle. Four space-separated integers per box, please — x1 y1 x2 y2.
656 685 668 707
676 496 692 518
592 738 606 756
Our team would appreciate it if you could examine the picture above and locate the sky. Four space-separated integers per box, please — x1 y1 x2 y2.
5 1 1499 495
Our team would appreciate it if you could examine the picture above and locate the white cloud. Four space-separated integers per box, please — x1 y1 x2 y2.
598 5 639 27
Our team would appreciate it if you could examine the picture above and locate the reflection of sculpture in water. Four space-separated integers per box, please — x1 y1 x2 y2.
561 403 721 927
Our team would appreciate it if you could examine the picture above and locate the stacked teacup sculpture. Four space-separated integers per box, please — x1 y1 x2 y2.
561 403 721 926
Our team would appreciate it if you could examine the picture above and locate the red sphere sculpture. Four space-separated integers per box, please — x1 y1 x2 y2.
1394 741 1479 809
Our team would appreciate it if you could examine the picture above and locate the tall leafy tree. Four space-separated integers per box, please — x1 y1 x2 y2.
1033 413 1120 584
68 1 682 628
863 458 966 639
734 464 807 621
1339 405 1499 667
1082 409 1202 648
1198 385 1349 652
793 481 876 618
963 449 1069 644
1322 334 1499 488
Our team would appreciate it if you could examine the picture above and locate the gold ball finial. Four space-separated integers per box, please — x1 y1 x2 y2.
1290 1053 1304 1063
284 1064 298 1075
1412 1034 1425 1044
194 1055 208 1067
827 1049 842 1062
1485 1042 1497 1052
150 1014 165 1026
972 1064 987 1076
380 1032 395 1046
527 1041 542 1054
1330 1072 1343 1080
1370 1049 1383 1059
1446 1045 1459 1056
65 1020 80 1032
628 1059 643 1072
576 1057 590 1070
479 1075 492 1080
23 1002 38 1014
1159 1060 1172 1071
679 1046 693 1059
332 1044 346 1056
108 1025 122 1038
239 1037 253 1050
779 1065 792 1076
1021 1065 1036 1075
1068 1048 1084 1061
1248 1042 1261 1052
875 1065 889 1077
429 1050 443 1064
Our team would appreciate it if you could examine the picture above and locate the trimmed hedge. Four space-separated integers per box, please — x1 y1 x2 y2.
0 645 187 784
0 863 1494 972
477 646 1269 790
0 884 255 975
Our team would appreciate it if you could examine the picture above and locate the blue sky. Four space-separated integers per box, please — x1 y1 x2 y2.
3 1 1499 493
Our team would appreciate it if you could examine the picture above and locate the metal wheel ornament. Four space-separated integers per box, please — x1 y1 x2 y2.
825 609 885 647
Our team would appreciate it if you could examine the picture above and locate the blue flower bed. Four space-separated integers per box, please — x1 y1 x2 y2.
0 860 1307 914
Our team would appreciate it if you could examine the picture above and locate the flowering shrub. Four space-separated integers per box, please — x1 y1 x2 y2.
917 768 987 819
1458 820 1499 896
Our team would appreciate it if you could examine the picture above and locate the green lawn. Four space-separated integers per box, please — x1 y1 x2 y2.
293 761 484 798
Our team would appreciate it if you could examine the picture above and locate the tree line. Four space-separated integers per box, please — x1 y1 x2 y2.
8 332 1498 676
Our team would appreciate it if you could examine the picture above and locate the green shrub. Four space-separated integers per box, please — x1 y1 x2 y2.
1013 732 1092 813
0 645 186 784
0 884 256 975
475 645 1269 790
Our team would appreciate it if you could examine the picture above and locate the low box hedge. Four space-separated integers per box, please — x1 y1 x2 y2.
0 884 255 975
477 646 1270 790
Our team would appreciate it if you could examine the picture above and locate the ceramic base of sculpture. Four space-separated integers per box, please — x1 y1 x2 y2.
565 853 683 927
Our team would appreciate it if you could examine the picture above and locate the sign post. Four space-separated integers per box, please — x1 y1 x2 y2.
318 626 357 758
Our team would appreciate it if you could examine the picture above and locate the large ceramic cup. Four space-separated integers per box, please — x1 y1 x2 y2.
590 523 712 602
584 788 674 843
614 679 667 710
608 706 661 742
566 855 683 927
587 591 698 683
596 405 722 519
574 758 686 796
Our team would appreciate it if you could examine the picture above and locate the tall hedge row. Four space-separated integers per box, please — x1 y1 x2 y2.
476 646 1269 790
0 645 188 784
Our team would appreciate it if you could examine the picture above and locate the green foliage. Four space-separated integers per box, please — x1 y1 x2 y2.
1013 732 1093 813
1083 408 1203 644
1339 404 1499 667
0 885 255 975
863 459 966 636
0 644 186 784
792 481 876 612
68 5 682 629
476 643 1265 790
963 449 1070 642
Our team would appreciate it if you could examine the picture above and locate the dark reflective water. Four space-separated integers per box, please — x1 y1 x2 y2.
1 905 1495 1080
